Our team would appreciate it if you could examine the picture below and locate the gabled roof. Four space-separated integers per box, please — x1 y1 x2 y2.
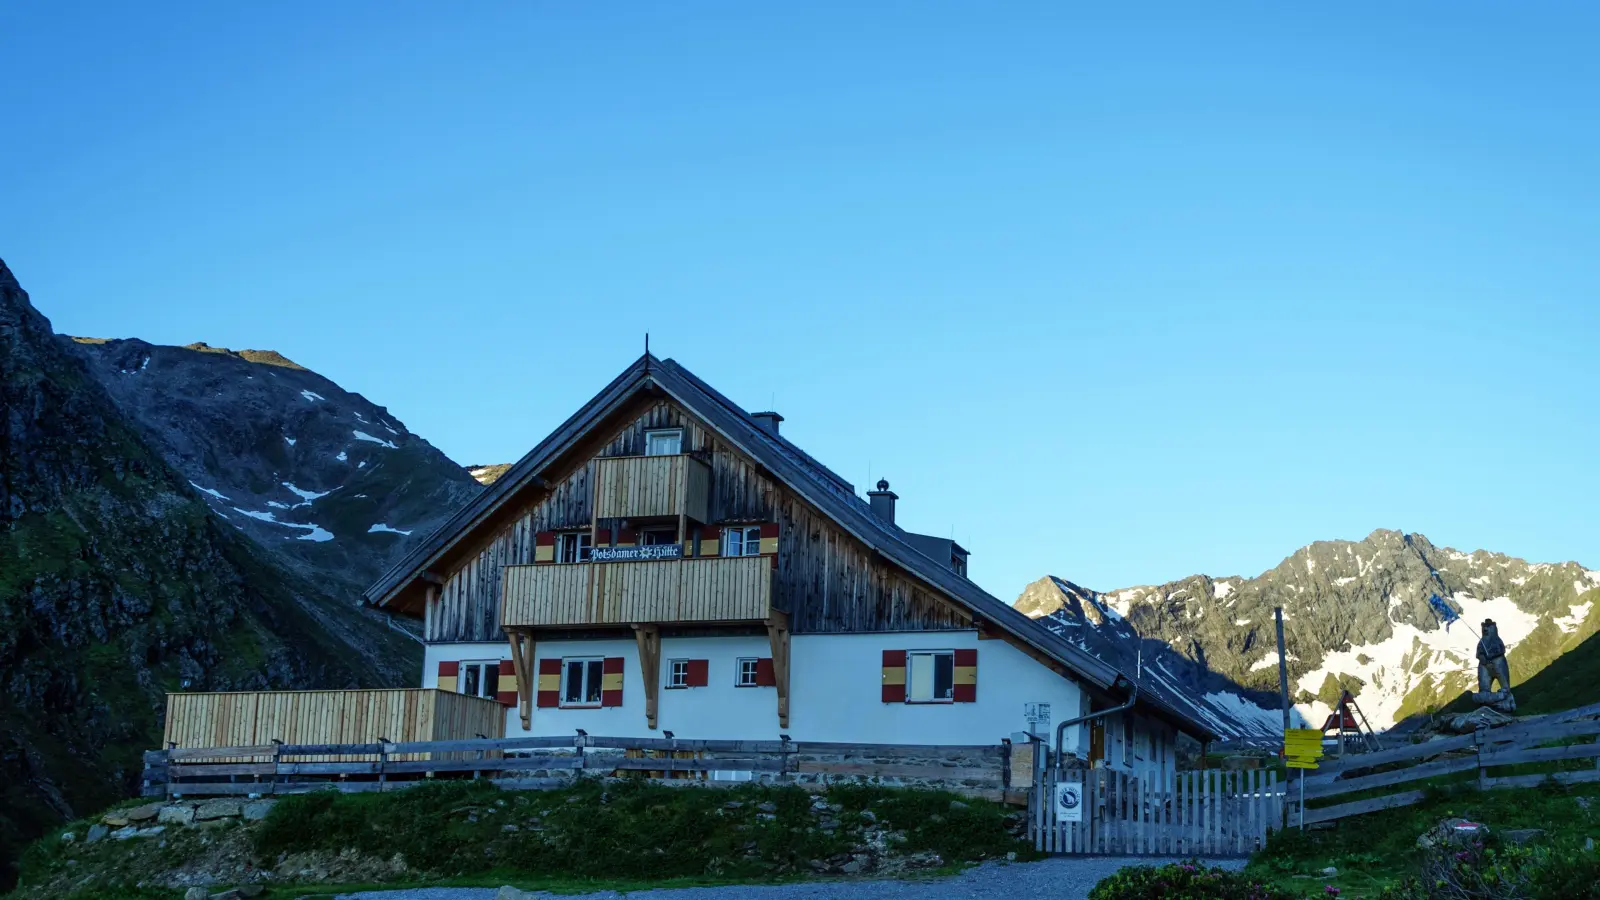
365 354 1221 742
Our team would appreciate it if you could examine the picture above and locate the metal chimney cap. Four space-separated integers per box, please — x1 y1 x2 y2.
876 478 890 491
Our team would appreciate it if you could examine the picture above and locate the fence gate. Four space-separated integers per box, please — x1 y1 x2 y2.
1031 767 1283 855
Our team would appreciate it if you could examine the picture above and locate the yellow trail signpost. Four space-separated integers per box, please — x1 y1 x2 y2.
1284 728 1325 827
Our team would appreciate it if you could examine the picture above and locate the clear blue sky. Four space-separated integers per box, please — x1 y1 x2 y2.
2 2 1596 598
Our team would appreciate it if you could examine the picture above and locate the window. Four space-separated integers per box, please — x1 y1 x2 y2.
667 659 689 689
641 528 677 546
557 531 592 564
644 429 682 456
561 657 605 707
459 660 497 700
736 657 761 687
906 651 955 703
723 525 762 557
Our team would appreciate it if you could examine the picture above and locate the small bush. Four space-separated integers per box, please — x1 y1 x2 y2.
1528 848 1600 900
1088 861 1300 900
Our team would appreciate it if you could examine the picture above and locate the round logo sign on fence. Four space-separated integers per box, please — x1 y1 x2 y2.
1054 782 1083 822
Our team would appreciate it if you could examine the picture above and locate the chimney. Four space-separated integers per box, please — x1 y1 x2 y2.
867 478 897 524
751 411 784 436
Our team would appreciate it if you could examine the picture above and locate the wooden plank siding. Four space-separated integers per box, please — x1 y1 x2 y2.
163 690 505 760
430 398 966 642
502 556 772 627
594 455 711 522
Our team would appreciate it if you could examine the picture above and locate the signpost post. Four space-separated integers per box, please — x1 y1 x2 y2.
1283 728 1324 829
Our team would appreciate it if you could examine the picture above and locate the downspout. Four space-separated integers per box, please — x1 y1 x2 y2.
1054 678 1138 772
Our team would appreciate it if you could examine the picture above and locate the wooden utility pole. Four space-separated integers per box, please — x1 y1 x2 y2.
1275 607 1291 733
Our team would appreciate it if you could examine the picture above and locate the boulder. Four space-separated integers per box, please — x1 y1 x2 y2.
496 887 534 900
242 800 276 821
1441 707 1516 734
126 802 165 822
86 824 109 843
1502 829 1544 846
195 799 243 821
60 832 77 843
185 889 209 900
1418 818 1489 850
111 826 141 840
159 805 197 826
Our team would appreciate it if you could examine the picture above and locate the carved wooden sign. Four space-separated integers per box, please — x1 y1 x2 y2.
592 544 683 562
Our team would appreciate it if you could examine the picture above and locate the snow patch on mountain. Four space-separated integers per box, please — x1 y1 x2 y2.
368 523 413 536
189 482 229 501
353 430 398 449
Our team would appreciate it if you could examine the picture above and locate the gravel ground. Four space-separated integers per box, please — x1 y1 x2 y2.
334 857 1247 900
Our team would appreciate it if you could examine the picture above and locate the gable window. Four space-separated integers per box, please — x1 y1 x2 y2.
736 657 761 687
459 660 497 700
906 651 955 703
644 429 682 456
557 531 592 564
722 525 762 557
561 657 605 707
667 659 690 689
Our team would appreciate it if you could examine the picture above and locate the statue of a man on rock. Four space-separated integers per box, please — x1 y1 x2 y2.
1474 619 1516 713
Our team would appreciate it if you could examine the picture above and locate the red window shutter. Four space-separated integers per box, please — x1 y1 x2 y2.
496 659 517 706
536 657 561 708
755 657 776 687
594 528 612 545
534 531 556 564
881 650 906 703
438 661 459 677
602 656 625 707
616 529 637 546
685 659 709 687
953 648 978 702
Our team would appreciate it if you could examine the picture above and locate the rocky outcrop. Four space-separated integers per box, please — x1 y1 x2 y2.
0 258 418 887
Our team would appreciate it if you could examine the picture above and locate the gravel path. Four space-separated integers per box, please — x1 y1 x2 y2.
334 857 1246 900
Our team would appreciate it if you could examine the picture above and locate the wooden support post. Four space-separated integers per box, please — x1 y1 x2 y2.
634 624 662 729
505 628 537 730
766 609 791 728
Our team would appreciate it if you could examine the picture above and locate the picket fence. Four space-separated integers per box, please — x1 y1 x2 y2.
1032 766 1283 855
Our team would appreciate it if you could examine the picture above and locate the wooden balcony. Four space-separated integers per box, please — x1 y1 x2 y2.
501 555 772 628
593 454 711 522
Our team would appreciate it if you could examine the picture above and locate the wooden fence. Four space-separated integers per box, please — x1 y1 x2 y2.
1032 766 1282 855
162 689 506 761
1294 700 1600 826
141 736 1010 800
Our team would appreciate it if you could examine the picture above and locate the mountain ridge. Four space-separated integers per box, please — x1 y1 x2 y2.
1017 529 1600 732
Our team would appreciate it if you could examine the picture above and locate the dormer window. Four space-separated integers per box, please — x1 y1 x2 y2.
644 429 682 456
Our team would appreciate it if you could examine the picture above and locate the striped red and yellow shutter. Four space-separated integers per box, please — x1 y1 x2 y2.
754 657 776 687
496 659 517 706
594 528 611 546
881 650 906 703
685 659 709 687
615 529 637 548
759 523 779 555
533 531 555 564
953 648 977 702
437 660 460 693
536 658 561 708
601 656 625 706
699 528 721 556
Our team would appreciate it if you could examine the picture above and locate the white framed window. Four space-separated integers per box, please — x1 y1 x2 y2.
557 531 592 564
644 429 682 456
722 525 762 557
459 660 497 700
906 651 955 703
735 657 761 687
561 657 605 708
667 659 689 689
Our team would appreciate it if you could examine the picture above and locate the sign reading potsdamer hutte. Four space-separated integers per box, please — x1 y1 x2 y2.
591 544 684 562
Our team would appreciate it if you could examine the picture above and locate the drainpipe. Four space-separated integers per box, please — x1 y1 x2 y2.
1054 678 1139 772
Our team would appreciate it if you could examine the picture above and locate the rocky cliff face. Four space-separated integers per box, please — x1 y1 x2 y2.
68 337 482 596
1017 530 1600 733
0 260 422 886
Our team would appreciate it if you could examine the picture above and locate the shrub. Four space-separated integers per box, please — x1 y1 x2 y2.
1528 848 1600 900
1088 861 1300 900
1377 838 1543 900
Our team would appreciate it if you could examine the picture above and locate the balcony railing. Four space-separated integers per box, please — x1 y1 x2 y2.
593 454 711 522
501 555 772 628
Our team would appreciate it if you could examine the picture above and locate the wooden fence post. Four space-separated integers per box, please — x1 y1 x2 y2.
1476 725 1489 791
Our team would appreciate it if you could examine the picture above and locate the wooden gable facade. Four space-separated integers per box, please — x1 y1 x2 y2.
426 395 969 645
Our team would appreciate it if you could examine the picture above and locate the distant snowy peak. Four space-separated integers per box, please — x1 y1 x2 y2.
1016 530 1599 734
